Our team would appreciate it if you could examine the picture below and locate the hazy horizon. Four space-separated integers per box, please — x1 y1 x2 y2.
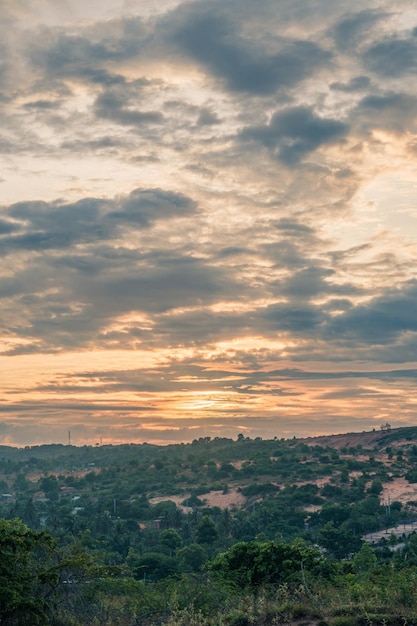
1 0 417 446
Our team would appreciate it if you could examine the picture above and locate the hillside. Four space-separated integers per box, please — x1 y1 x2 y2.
2 426 417 625
299 425 417 450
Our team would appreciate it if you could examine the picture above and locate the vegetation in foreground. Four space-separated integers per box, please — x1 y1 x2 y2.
2 426 417 624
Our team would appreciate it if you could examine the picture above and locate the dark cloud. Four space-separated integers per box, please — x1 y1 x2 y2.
108 188 196 226
0 402 153 413
261 302 325 332
94 88 164 126
274 218 316 236
330 75 371 92
23 99 62 110
1 0 417 442
172 12 329 94
332 10 389 50
80 256 237 315
1 188 195 254
196 108 221 126
363 35 417 76
279 266 361 300
29 18 148 83
0 218 20 234
264 367 417 382
241 106 347 165
60 136 129 153
354 91 417 133
327 281 417 343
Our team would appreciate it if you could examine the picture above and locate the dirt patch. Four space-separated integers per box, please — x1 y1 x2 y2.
150 488 245 512
201 489 245 510
149 494 193 512
381 477 417 505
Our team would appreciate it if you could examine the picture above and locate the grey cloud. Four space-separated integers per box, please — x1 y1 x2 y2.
150 308 257 346
29 18 147 82
263 367 417 382
279 266 361 300
363 36 417 76
266 240 309 269
60 135 128 153
2 188 196 254
360 92 415 111
94 88 164 126
197 108 221 126
0 218 21 234
81 256 236 315
332 10 389 50
261 302 325 332
23 99 62 110
0 402 153 413
171 12 329 94
217 246 253 258
327 281 417 343
108 188 196 226
29 362 417 400
279 266 333 299
241 106 347 165
330 75 371 92
274 218 315 236
6 198 111 251
354 91 417 133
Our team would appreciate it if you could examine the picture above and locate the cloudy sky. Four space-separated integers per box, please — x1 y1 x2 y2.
1 0 417 446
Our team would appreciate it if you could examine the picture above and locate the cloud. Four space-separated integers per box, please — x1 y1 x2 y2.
330 75 371 92
94 87 164 126
261 302 325 333
327 281 417 344
332 10 389 50
279 265 359 300
363 35 417 76
171 10 329 94
241 106 348 165
1 0 417 443
354 91 417 133
1 188 196 254
28 18 148 82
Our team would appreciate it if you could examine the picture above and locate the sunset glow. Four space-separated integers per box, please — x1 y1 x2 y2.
1 0 417 445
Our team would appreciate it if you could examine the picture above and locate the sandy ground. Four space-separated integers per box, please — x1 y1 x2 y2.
150 488 245 511
381 476 417 505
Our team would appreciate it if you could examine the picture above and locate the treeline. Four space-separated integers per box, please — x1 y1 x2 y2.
3 517 417 625
2 431 417 623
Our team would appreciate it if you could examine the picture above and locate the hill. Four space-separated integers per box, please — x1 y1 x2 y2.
1 426 417 625
299 425 417 450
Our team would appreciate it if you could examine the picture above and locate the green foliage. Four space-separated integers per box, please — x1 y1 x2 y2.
208 540 320 590
131 551 180 581
196 515 219 546
177 543 208 572
352 543 377 575
4 431 417 623
318 522 362 559
0 518 59 625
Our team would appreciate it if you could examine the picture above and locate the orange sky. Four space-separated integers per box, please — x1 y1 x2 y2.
1 0 417 445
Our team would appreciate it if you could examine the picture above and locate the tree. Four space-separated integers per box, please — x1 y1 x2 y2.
318 522 362 559
196 515 219 546
40 475 60 501
353 543 377 575
177 544 207 572
160 528 183 555
0 518 59 625
208 540 320 591
131 552 180 581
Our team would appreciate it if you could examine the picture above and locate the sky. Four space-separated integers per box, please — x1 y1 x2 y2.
1 0 417 446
